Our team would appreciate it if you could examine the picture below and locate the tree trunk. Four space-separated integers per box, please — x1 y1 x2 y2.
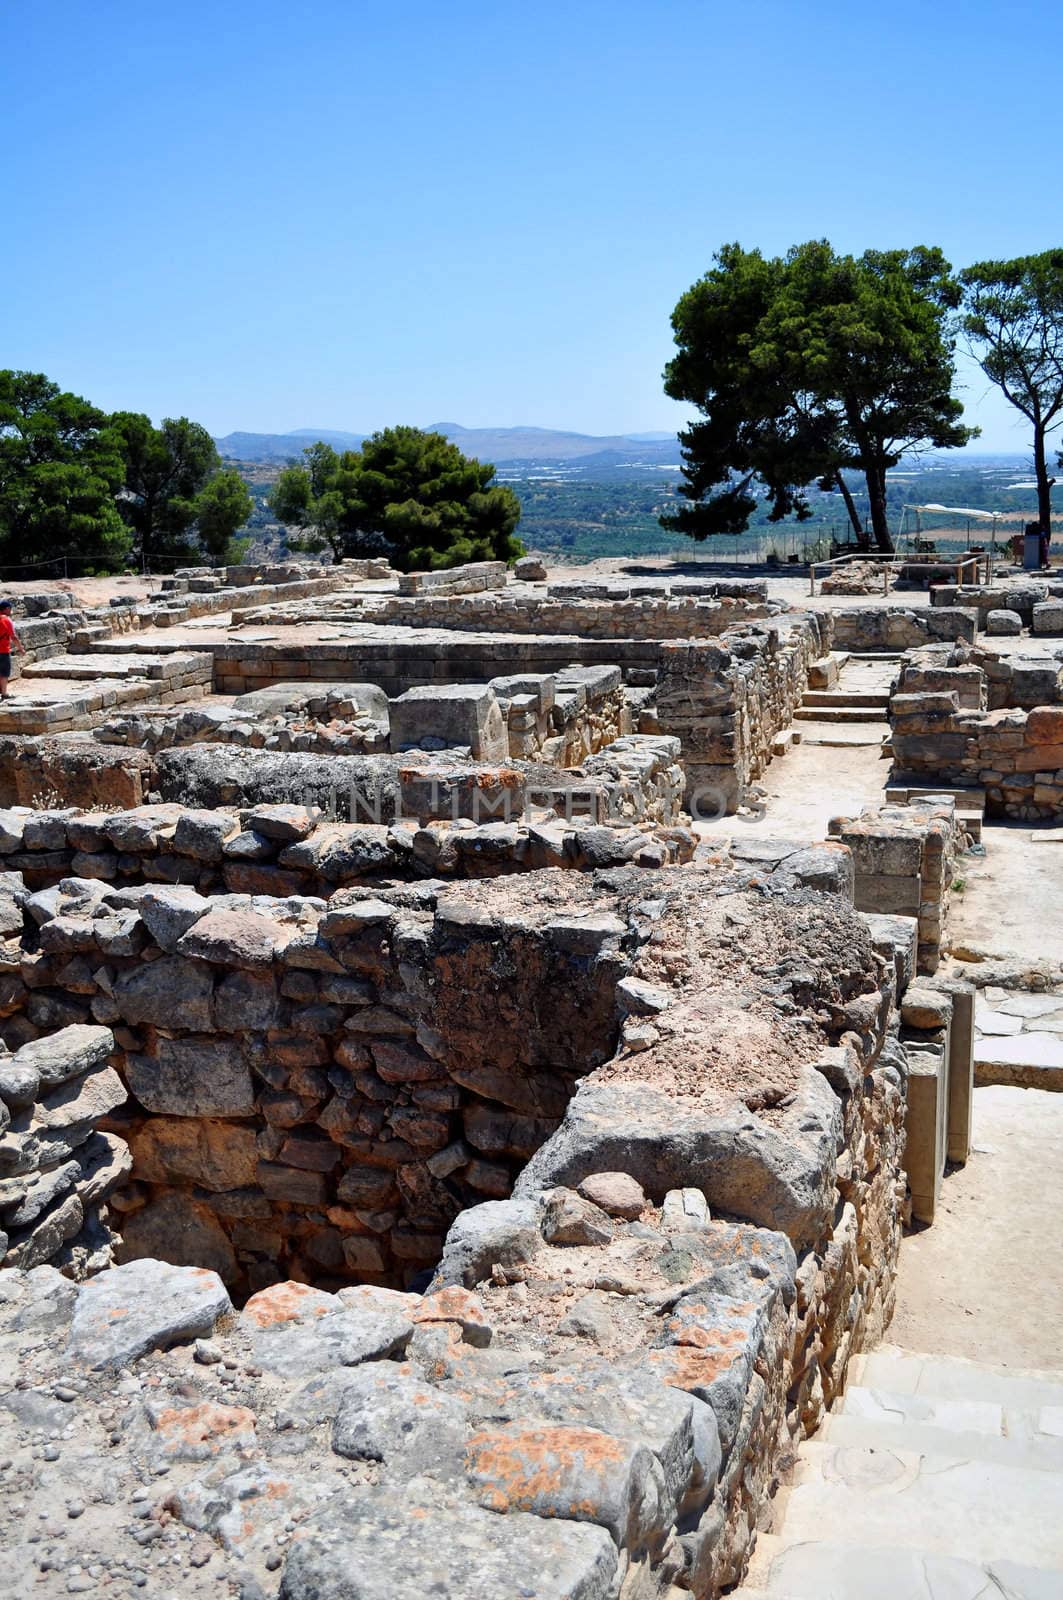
865 463 894 553
833 470 866 544
1032 420 1055 536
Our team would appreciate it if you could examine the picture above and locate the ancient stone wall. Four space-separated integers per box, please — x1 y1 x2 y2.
929 579 1056 625
234 587 780 641
828 800 958 972
0 847 916 1600
0 566 960 1600
396 559 507 596
892 691 1063 820
832 605 978 651
0 652 212 737
899 639 1063 712
0 784 693 902
655 618 827 810
0 1023 130 1273
73 665 635 771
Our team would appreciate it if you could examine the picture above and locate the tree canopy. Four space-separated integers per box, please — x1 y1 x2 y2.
662 241 975 552
269 425 523 569
0 371 128 570
194 467 254 562
110 412 223 561
961 251 1063 535
0 374 255 572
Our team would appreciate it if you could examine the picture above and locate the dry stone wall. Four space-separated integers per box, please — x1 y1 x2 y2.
899 639 1063 712
655 618 827 810
892 693 1063 820
0 1023 130 1274
0 850 912 1600
832 606 978 651
0 565 951 1600
930 578 1061 626
233 577 778 642
890 651 1063 820
0 790 694 905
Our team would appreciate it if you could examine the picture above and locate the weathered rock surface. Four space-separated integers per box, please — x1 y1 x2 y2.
67 1257 232 1366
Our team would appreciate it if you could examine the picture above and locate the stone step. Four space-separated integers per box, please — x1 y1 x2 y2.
796 726 889 748
973 1030 1063 1091
886 782 987 814
801 690 892 708
741 1535 1063 1599
794 705 890 723
851 1346 1063 1411
776 1438 1063 1568
771 727 800 756
824 1402 1063 1474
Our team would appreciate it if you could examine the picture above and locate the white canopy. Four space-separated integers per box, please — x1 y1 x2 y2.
912 504 1000 519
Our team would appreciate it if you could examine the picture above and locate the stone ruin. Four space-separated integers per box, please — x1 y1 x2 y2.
3 554 1059 1599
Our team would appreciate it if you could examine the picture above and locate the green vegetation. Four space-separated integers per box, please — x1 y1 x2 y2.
269 425 523 570
962 253 1063 534
0 370 255 574
492 456 1062 566
663 242 975 553
110 412 250 564
194 468 254 562
0 370 128 570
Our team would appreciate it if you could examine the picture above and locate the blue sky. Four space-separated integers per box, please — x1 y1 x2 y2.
3 0 1059 450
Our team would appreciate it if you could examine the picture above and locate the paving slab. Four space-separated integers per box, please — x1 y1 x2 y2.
781 1441 1063 1568
755 1539 1062 1600
975 1010 1025 1036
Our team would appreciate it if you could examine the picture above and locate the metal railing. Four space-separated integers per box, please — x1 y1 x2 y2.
808 549 987 597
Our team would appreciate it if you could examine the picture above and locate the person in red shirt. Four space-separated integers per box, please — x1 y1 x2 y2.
0 601 25 699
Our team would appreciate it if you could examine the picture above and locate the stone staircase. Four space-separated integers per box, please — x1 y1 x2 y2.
789 653 898 747
795 653 899 724
737 1343 1063 1598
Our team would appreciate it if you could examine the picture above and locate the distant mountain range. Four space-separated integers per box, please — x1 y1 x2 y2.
215 422 682 468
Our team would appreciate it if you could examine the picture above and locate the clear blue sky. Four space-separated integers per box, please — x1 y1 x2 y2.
3 0 1058 450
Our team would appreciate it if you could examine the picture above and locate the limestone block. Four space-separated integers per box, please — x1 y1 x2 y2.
905 1048 945 1223
1027 706 1063 745
465 1419 667 1546
331 1363 468 1469
277 1486 617 1600
985 608 1022 636
2 1024 113 1101
126 1037 254 1118
131 1118 256 1194
1032 600 1063 636
853 871 922 916
177 906 282 969
138 885 210 951
576 1171 647 1219
542 1187 614 1246
117 1192 238 1283
1009 660 1063 706
514 1073 839 1253
112 954 214 1029
389 684 508 762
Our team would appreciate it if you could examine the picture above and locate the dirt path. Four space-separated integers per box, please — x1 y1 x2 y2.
950 821 1063 963
890 1085 1063 1368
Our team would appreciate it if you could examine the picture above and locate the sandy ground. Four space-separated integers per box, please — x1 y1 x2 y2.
890 1086 1063 1368
950 821 1063 963
1 559 944 615
694 736 891 843
0 573 159 608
